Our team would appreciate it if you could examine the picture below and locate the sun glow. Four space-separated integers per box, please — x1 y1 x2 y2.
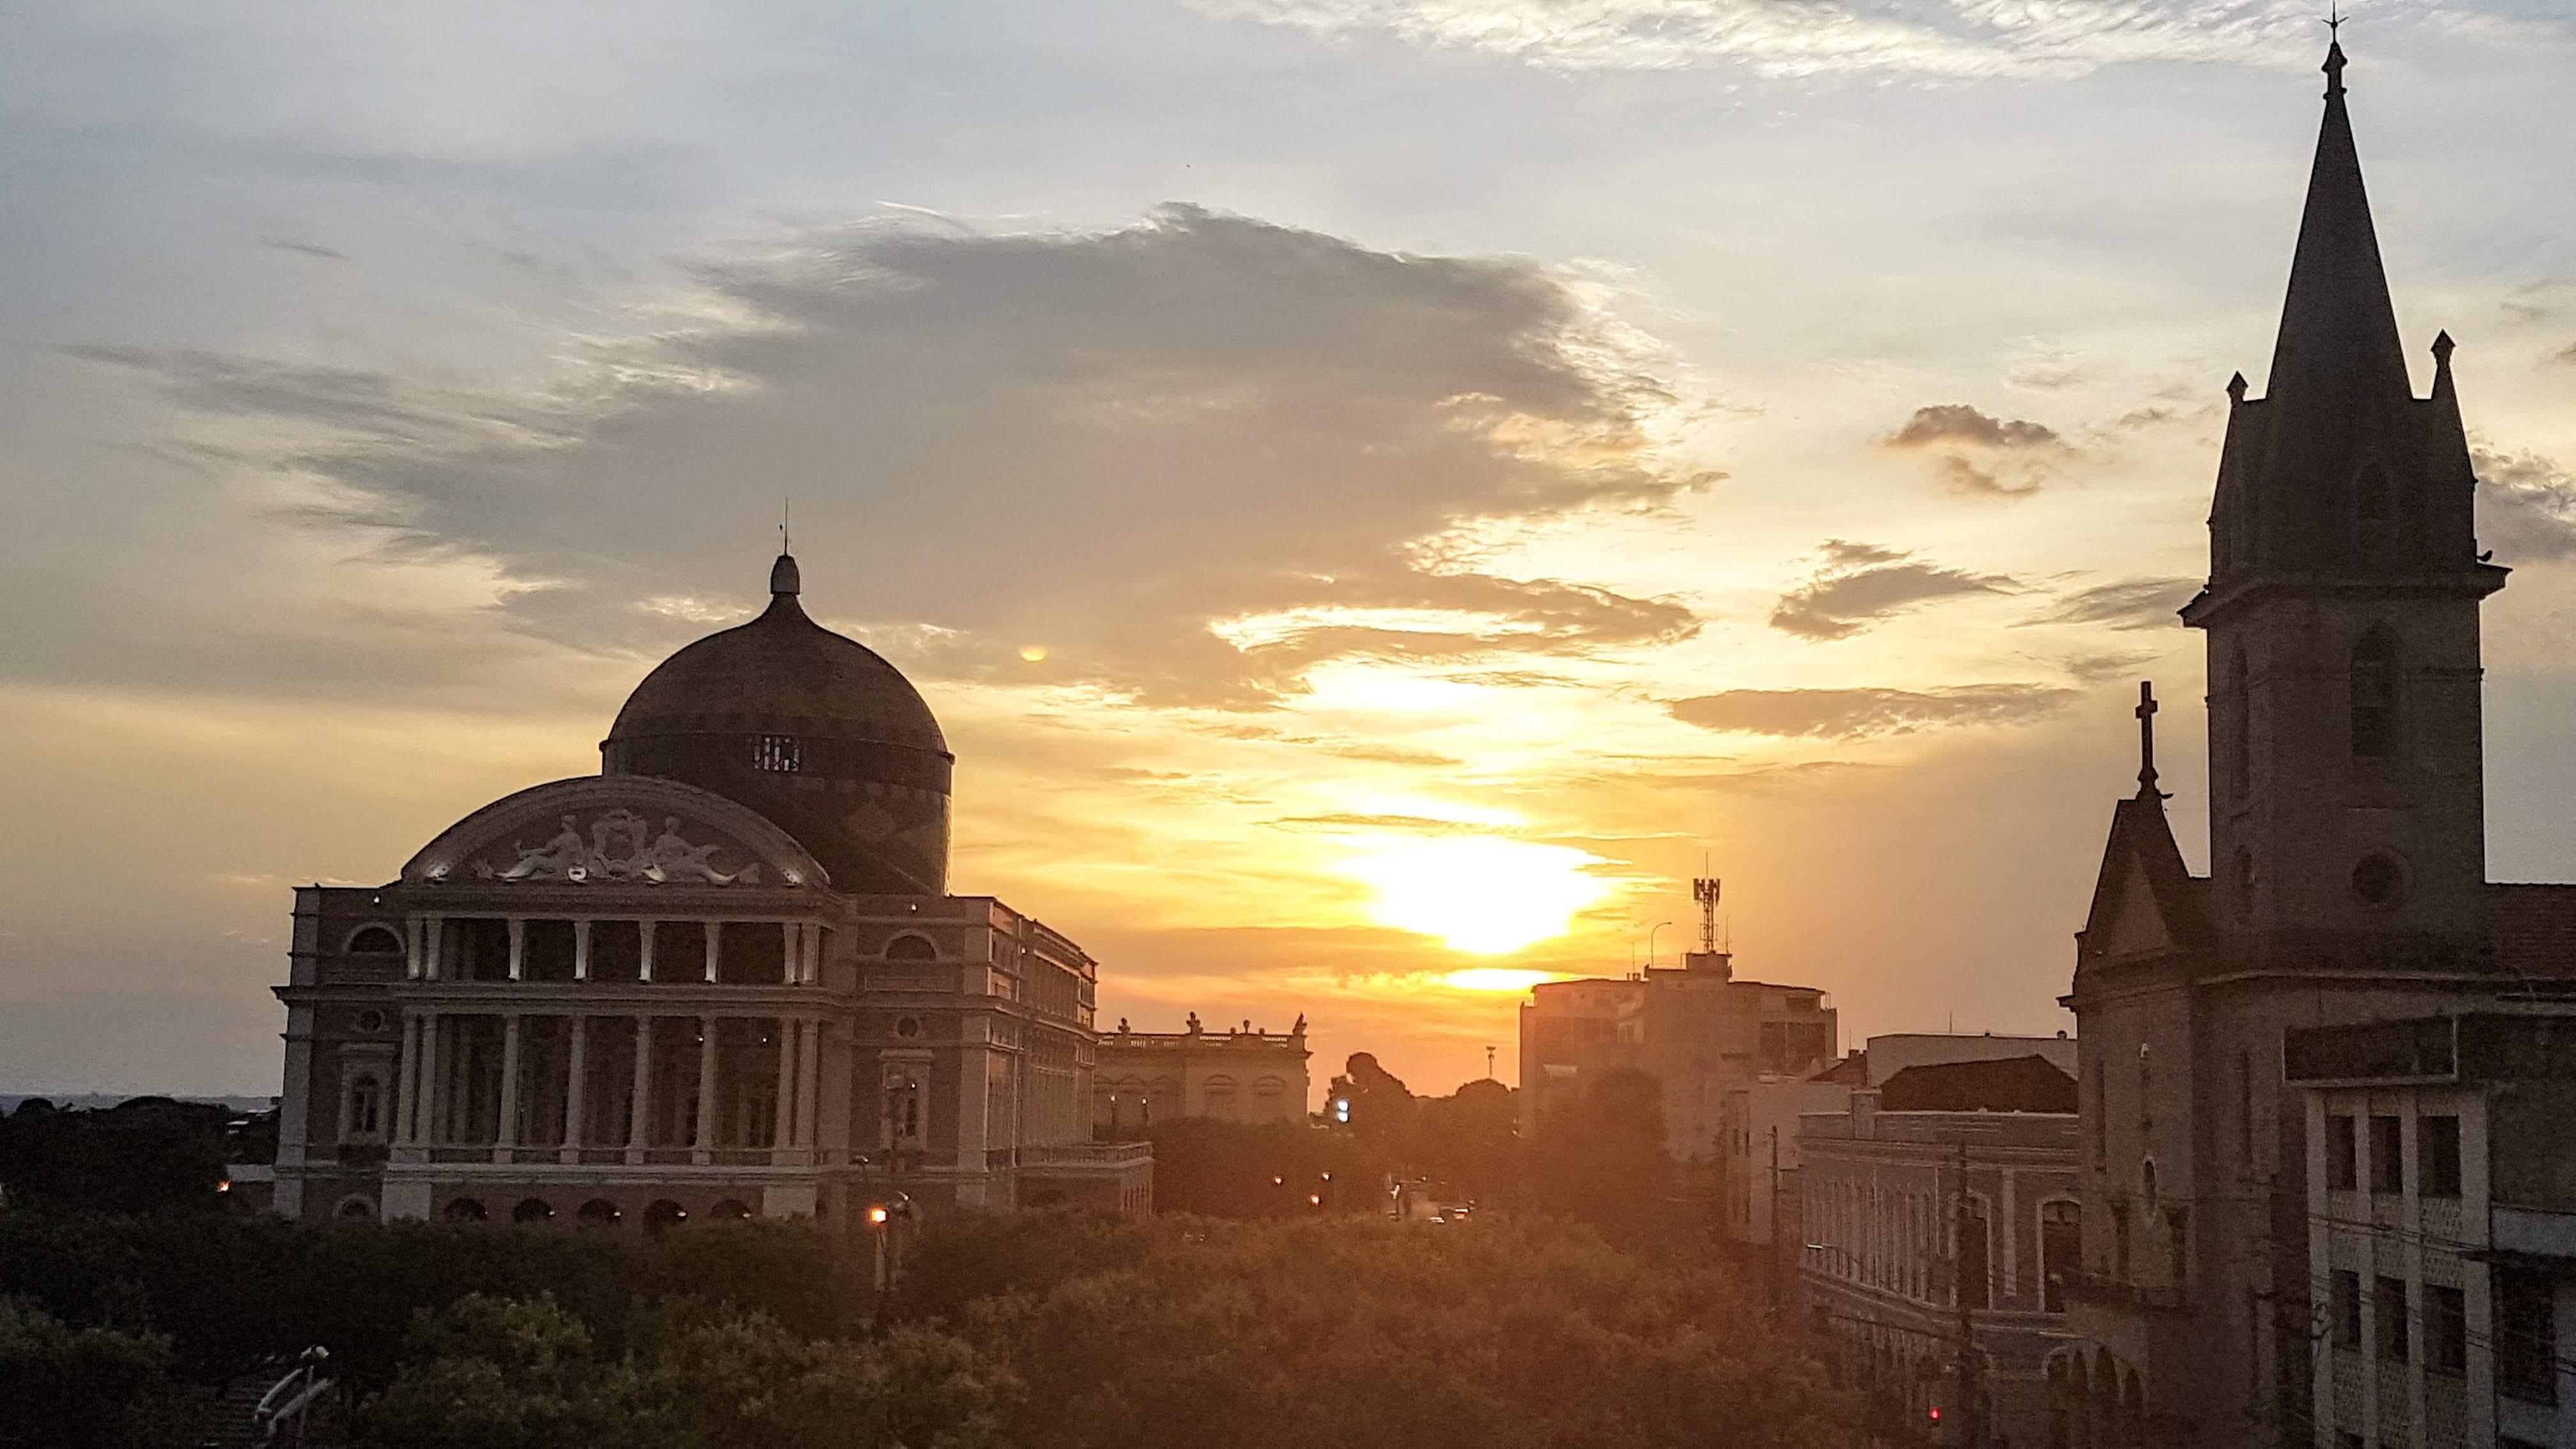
1342 836 1613 954
1443 967 1566 992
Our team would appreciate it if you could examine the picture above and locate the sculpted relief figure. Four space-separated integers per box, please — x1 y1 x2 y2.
477 808 760 885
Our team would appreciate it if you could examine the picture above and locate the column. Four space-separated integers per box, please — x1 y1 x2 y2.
2001 1168 2020 1303
560 1016 589 1164
693 1016 719 1161
772 1016 799 1154
495 1014 524 1160
506 917 526 981
627 1015 654 1162
424 915 444 980
797 1018 823 1149
394 1014 423 1146
638 920 657 983
703 921 721 983
419 1014 444 1144
406 917 425 980
572 921 591 983
798 923 818 985
780 923 795 986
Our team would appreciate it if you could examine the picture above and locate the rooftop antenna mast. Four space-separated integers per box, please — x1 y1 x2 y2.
1692 857 1722 956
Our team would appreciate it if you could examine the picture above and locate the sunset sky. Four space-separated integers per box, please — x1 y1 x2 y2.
6 1 2574 1100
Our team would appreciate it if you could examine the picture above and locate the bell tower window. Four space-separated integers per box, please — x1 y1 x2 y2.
2350 630 2398 759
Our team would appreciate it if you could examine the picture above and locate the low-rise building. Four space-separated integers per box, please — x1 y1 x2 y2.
2283 1011 2576 1449
1798 1056 2082 1446
1519 949 1837 1162
1092 1015 1310 1133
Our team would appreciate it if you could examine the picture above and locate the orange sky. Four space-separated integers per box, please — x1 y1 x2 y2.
6 5 2575 1100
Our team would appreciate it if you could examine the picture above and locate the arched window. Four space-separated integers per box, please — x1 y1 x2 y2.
1201 1075 1238 1121
441 1197 488 1223
884 933 937 962
576 1199 622 1227
2039 1200 2081 1313
1252 1076 1285 1120
335 1195 378 1222
346 926 403 955
512 1197 555 1224
707 1199 753 1222
643 1199 687 1236
2351 629 2398 759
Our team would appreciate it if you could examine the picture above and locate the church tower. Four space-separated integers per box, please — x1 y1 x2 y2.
2181 39 2505 964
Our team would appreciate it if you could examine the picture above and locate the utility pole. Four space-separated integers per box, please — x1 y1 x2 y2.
1767 1125 1783 1314
1951 1137 1981 1448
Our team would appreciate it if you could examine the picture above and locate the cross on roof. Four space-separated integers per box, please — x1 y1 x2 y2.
2135 681 2168 801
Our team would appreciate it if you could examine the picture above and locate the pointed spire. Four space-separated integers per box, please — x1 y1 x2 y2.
2265 38 2410 410
769 551 801 599
2227 371 2248 404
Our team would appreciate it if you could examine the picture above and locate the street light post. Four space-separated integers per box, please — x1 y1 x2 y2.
1646 921 1673 968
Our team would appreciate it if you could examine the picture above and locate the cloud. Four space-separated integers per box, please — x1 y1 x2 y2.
1885 404 2064 451
1883 402 2068 498
2476 445 2576 562
1188 0 2343 79
1769 540 2016 641
1667 684 2076 740
259 237 352 263
65 204 1711 710
2017 576 2200 631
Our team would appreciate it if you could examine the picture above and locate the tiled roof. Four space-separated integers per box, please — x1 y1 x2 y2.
1876 1055 2076 1114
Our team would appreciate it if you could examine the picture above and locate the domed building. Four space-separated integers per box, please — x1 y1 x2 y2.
262 554 1151 1227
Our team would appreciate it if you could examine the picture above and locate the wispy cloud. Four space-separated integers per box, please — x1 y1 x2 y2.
2476 444 2576 562
2018 576 2198 631
1188 0 2355 79
1883 402 2069 498
1770 539 2017 641
1668 683 2075 739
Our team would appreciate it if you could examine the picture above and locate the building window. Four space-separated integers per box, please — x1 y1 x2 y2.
2374 1276 2409 1362
2368 1116 2403 1193
2039 1201 2080 1314
1959 1198 1991 1311
2329 1116 2359 1191
344 1074 383 1138
2331 1270 2361 1347
884 933 937 962
2350 631 2398 759
2497 1268 2558 1406
750 734 801 772
347 926 403 955
2419 1116 2461 1198
2426 1284 2466 1374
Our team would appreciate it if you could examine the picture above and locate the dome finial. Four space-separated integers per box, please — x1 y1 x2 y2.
770 494 800 595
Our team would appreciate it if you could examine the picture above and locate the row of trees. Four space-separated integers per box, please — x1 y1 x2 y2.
3 1208 1858 1448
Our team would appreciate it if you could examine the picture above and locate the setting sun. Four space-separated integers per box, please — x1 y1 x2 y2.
1341 837 1614 955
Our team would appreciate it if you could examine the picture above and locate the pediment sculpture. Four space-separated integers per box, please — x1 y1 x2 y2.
473 808 763 885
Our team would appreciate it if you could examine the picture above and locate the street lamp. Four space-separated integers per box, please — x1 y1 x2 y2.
1647 921 1674 968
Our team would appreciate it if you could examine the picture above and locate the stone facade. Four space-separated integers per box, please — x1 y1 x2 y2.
1799 1091 2083 1447
1092 1016 1312 1132
2059 45 2576 1449
267 555 1151 1228
2285 1013 2576 1449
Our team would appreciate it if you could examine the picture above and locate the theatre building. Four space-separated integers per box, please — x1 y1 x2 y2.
264 551 1151 1228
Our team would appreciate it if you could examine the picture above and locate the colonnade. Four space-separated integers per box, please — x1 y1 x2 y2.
394 1010 826 1165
